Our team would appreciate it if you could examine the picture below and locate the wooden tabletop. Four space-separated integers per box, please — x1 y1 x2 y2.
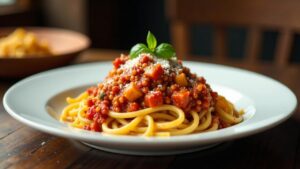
1 49 299 169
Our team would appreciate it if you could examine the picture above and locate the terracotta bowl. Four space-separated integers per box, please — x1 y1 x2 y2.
0 27 90 78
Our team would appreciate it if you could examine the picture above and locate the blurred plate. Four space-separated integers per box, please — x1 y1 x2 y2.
0 27 90 78
3 62 297 155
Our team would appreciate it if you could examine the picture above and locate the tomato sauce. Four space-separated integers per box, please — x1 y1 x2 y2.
83 54 217 130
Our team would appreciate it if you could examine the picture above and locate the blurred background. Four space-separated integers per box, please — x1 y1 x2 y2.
1 0 300 63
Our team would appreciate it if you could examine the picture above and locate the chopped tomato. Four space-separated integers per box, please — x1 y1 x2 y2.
112 86 120 94
86 87 98 96
145 91 163 107
172 90 190 109
113 58 124 68
99 102 109 115
127 102 140 112
87 99 94 107
86 106 96 120
86 87 93 95
175 73 188 86
120 76 127 83
123 83 143 101
145 64 164 80
90 122 101 132
140 55 152 63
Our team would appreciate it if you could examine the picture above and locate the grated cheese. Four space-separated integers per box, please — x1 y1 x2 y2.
120 53 181 75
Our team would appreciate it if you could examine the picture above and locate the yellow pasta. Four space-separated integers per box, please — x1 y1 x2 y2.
60 91 242 137
0 28 53 58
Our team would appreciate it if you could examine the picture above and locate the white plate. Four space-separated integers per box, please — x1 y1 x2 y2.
3 61 297 156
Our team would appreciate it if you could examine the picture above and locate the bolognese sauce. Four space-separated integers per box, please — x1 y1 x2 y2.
84 53 218 131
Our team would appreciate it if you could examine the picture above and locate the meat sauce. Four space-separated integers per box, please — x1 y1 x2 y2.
84 54 217 131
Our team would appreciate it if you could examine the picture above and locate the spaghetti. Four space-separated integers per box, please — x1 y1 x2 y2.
60 53 243 137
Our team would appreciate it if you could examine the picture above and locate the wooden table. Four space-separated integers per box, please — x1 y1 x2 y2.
1 49 299 169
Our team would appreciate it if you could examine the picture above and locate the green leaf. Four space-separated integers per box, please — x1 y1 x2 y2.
146 31 157 51
155 43 176 59
129 43 152 59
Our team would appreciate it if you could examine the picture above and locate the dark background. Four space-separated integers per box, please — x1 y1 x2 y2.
1 0 299 62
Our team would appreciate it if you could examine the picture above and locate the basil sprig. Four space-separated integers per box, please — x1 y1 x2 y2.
130 31 176 59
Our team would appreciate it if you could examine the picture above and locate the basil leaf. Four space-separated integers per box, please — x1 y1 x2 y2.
146 31 157 51
129 43 152 59
155 43 176 59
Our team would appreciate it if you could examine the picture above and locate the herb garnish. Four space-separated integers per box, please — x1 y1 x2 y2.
129 31 176 59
